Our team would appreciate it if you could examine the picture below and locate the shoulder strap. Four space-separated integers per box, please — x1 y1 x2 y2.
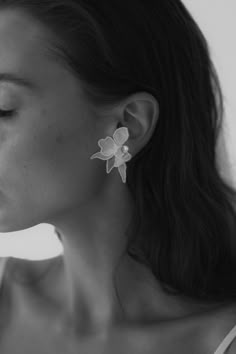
214 323 236 354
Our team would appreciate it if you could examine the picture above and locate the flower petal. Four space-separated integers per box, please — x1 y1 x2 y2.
118 163 127 183
98 137 118 156
90 151 113 161
114 154 125 167
115 147 125 160
113 150 132 167
113 127 129 147
106 156 116 173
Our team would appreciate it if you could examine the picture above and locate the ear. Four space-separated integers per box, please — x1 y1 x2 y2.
118 92 159 156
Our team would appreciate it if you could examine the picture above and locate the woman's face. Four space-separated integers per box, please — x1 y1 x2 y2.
0 10 108 232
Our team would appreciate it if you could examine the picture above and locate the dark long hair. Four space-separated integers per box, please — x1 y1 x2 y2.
2 0 236 305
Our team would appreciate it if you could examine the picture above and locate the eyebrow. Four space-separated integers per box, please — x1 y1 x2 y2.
0 73 39 91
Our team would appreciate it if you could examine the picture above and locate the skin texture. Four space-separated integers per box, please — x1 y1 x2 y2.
0 8 166 337
0 8 235 354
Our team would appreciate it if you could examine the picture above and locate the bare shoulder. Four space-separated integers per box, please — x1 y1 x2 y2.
0 256 54 301
217 303 236 354
228 339 236 354
204 302 236 354
156 301 236 354
5 255 62 284
226 338 236 354
0 256 9 271
0 256 10 289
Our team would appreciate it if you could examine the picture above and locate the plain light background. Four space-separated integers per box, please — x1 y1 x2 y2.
0 0 235 260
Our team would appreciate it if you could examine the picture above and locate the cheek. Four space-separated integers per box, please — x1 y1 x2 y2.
0 121 102 227
25 127 91 190
30 129 104 223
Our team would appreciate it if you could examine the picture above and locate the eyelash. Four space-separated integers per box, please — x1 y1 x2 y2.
0 109 16 118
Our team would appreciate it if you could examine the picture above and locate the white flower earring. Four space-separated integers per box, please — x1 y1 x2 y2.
90 127 132 183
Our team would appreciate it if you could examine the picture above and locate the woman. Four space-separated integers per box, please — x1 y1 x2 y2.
0 0 235 353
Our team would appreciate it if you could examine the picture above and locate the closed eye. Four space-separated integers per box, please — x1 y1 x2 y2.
0 109 16 118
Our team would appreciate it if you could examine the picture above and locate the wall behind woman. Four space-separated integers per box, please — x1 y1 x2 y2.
183 0 236 187
0 0 235 260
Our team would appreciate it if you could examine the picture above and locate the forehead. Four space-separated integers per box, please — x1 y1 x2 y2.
0 9 70 92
